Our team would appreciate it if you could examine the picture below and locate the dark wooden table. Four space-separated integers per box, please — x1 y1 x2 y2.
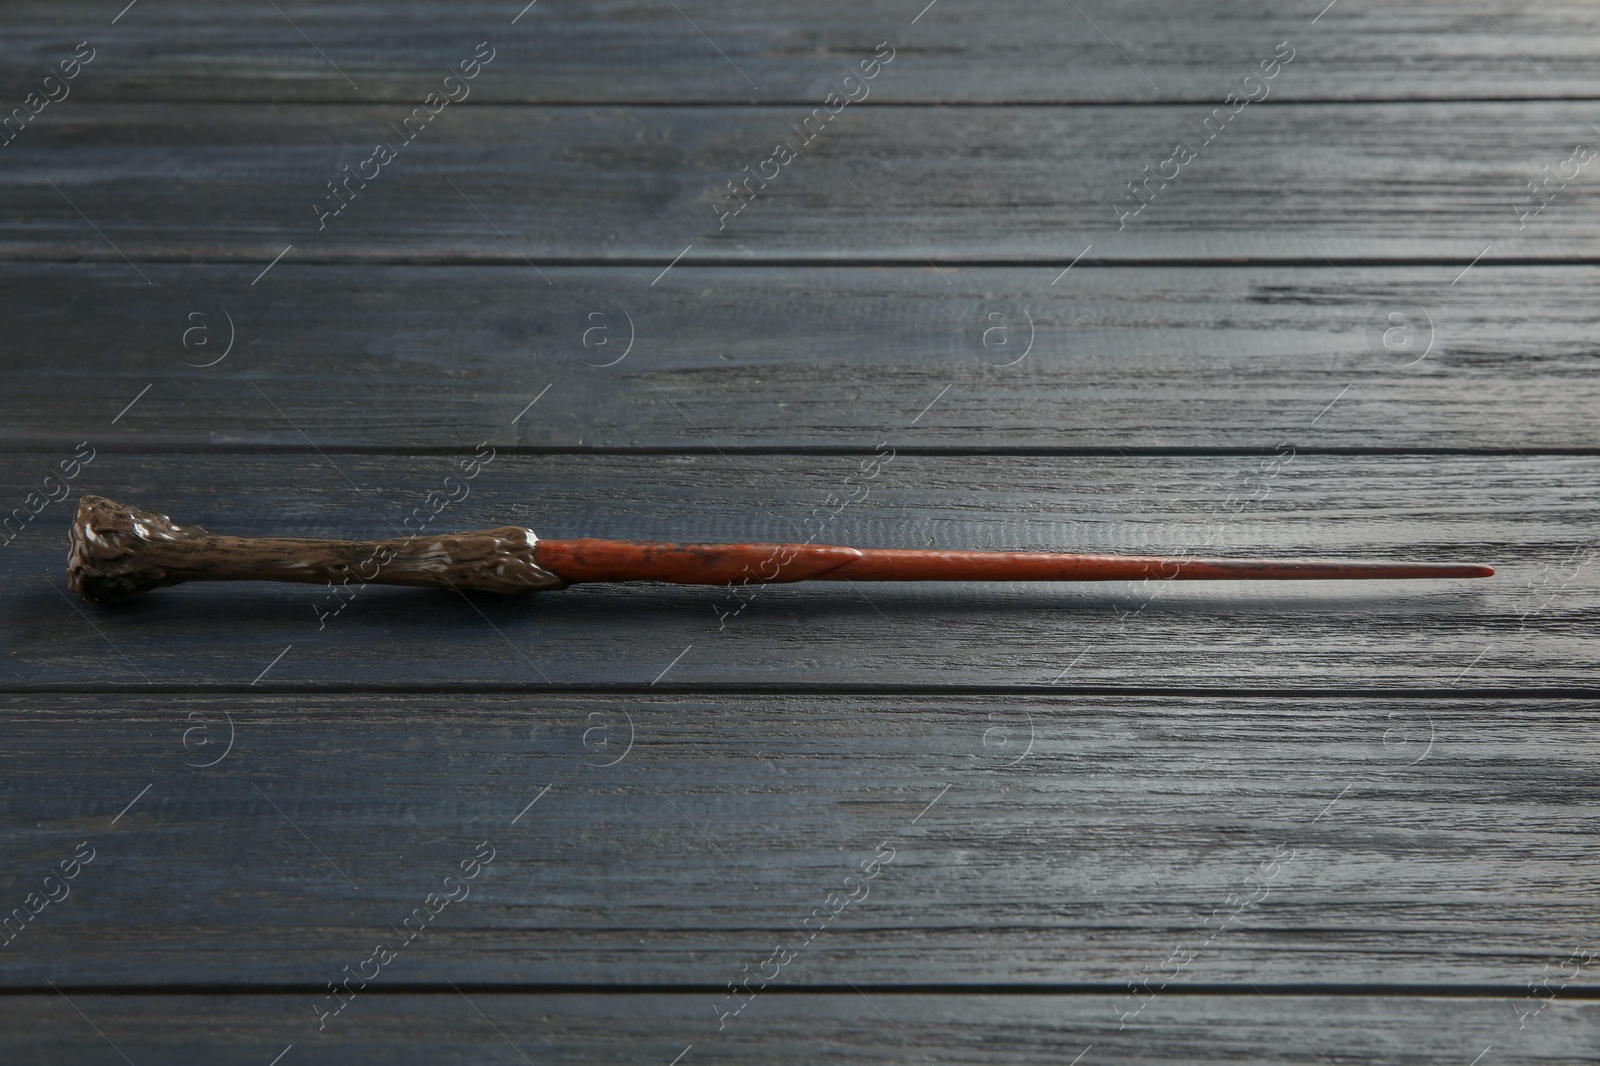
3 2 1598 1061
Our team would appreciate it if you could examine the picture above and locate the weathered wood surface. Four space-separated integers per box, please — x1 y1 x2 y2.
3 985 1587 1062
6 1 1600 104
0 694 1595 987
2 454 1592 689
5 102 1598 263
4 0 1596 1059
6 263 1600 452
3 992 1596 1064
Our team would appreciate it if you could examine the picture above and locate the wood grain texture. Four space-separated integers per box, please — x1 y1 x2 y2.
0 454 1591 689
4 0 1596 1053
2 992 1596 1064
6 263 1600 452
5 1 1600 103
0 694 1595 988
5 102 1598 262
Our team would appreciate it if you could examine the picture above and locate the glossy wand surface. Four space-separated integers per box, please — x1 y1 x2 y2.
67 496 1493 606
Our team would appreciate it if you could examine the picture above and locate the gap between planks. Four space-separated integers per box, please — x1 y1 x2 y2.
10 255 1600 269
2 684 1597 699
6 982 1600 998
4 444 1599 458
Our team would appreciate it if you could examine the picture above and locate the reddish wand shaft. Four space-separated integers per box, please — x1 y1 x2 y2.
532 539 1494 586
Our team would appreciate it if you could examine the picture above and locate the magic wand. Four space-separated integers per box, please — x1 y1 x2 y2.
67 495 1493 606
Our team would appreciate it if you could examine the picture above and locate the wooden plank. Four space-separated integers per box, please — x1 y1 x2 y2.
0 694 1595 988
6 263 1599 451
0 453 1593 688
4 102 1598 262
2 991 1594 1064
5 1 1600 104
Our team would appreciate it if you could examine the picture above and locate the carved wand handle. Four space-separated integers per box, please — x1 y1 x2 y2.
68 495 1493 606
